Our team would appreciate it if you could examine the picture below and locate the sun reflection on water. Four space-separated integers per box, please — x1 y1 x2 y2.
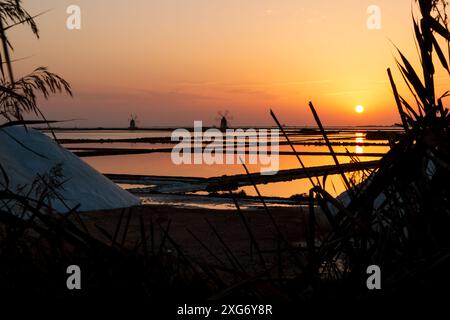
355 132 365 154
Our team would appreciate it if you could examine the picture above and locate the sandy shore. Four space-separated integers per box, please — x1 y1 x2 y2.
80 204 316 271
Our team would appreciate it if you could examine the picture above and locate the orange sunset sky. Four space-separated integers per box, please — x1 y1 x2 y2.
9 0 450 127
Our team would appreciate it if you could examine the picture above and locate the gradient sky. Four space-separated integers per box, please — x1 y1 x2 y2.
9 0 450 127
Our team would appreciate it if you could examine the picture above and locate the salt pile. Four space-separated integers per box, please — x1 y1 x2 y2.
0 125 140 213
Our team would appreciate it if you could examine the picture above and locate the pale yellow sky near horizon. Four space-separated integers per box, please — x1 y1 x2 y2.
8 0 450 127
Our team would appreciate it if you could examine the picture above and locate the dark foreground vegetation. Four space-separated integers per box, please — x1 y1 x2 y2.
0 0 449 315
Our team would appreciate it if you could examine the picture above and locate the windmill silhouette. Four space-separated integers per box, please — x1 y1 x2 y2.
215 110 233 132
128 114 139 130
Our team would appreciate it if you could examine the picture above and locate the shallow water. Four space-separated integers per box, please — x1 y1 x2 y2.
48 128 391 199
140 193 298 210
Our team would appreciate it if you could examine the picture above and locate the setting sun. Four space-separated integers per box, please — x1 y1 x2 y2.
355 105 365 114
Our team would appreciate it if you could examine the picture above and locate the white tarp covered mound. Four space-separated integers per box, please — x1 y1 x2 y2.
0 125 140 213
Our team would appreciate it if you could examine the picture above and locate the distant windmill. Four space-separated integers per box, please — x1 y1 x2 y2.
128 114 139 130
215 110 233 132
